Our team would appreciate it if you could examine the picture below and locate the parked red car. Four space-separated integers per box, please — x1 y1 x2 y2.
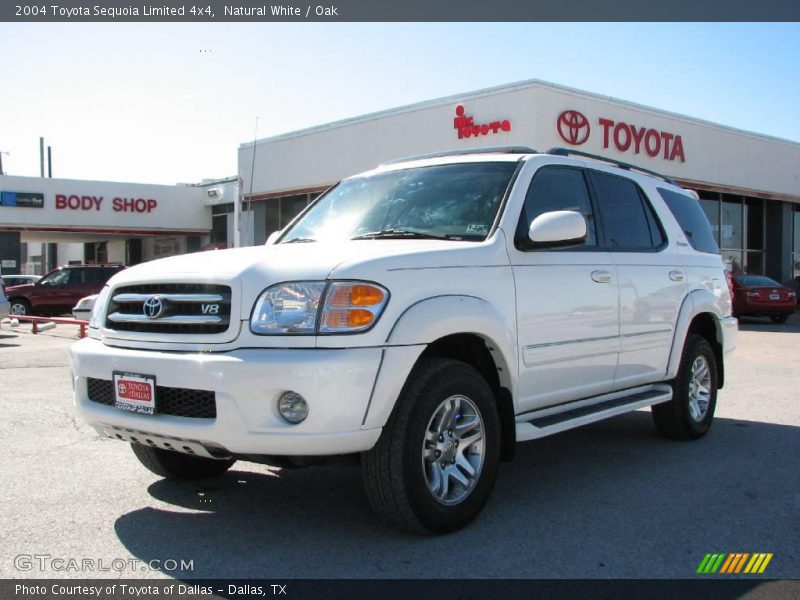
5 264 125 316
731 274 797 324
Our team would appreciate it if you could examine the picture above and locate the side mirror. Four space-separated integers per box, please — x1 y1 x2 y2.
265 230 281 245
528 210 587 248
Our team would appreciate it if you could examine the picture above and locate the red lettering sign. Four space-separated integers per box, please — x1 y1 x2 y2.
454 105 511 140
559 112 686 162
112 198 158 213
54 194 103 210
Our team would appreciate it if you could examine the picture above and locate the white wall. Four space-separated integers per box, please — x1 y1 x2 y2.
239 79 800 201
56 243 84 264
108 240 126 264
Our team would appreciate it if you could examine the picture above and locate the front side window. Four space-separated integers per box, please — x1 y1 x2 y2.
39 269 71 286
515 166 597 248
281 162 519 243
591 171 664 251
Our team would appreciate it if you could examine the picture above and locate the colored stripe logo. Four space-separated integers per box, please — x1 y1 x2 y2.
697 553 772 574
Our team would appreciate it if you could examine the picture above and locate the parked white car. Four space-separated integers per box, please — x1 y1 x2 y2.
72 294 97 321
70 147 736 533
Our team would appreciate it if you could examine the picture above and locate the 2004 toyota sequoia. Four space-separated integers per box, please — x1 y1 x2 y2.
70 147 736 533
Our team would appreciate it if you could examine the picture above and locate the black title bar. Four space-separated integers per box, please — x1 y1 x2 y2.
5 579 800 600
3 0 800 22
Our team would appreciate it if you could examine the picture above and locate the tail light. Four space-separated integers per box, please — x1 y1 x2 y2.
746 290 762 298
724 271 734 299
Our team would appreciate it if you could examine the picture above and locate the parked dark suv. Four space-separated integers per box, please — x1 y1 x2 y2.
5 264 125 316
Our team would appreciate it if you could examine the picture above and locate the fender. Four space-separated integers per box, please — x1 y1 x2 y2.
666 288 727 381
361 295 518 429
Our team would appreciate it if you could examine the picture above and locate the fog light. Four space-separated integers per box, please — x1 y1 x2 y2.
278 392 308 424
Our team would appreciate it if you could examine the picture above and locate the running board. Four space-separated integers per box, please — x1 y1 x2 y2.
515 384 673 441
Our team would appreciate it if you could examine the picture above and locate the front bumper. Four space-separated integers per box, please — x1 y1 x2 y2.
70 337 384 456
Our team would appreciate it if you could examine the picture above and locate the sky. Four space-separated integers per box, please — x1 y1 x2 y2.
1 22 799 185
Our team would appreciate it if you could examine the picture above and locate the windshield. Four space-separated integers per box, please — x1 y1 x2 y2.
280 161 518 243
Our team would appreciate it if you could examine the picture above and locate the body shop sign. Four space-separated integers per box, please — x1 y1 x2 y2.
55 194 158 213
557 110 686 162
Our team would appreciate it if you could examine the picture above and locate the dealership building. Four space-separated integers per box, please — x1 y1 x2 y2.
238 79 800 282
2 79 799 282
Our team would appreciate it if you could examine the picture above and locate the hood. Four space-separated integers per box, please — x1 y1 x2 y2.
3 283 35 294
111 240 487 287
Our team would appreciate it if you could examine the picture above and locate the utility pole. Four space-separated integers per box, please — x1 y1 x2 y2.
39 137 45 178
0 151 9 175
47 146 52 177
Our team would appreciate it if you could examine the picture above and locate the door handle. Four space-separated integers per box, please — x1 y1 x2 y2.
669 270 685 282
591 270 613 283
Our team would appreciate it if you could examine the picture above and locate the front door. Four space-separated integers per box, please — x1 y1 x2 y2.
509 165 620 414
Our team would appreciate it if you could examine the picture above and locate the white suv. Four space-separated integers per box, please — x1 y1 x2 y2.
70 147 736 533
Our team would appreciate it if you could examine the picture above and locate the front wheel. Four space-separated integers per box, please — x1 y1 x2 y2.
130 443 236 480
652 334 718 440
9 299 31 316
362 358 501 534
770 314 789 324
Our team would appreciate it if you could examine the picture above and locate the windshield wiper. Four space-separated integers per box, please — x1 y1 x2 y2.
283 237 317 243
351 228 450 241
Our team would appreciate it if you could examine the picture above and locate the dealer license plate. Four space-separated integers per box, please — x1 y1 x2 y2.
113 371 156 415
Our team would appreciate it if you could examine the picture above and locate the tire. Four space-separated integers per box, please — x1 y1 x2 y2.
770 314 789 324
652 334 718 440
362 358 501 534
9 299 32 316
130 443 236 480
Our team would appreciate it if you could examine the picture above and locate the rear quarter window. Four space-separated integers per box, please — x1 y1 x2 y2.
657 188 720 254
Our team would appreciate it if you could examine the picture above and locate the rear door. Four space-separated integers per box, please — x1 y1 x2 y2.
589 171 686 389
510 164 620 413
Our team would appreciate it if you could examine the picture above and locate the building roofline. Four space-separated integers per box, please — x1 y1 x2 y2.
240 77 800 150
0 173 205 189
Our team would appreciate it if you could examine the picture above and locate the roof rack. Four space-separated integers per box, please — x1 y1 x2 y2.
546 147 677 185
381 146 538 166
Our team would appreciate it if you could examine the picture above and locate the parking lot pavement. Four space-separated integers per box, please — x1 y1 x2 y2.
1 316 798 580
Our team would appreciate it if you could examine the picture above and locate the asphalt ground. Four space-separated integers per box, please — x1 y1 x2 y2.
0 315 798 580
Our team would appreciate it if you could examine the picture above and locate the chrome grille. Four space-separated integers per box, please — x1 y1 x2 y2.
105 283 231 334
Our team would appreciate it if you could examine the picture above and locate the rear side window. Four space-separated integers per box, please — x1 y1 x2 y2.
590 171 665 251
657 188 720 254
516 166 597 248
84 268 118 284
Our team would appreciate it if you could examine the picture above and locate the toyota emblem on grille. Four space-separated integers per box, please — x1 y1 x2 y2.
143 296 165 319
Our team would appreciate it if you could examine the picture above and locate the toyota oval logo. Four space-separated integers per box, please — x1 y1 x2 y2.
557 110 591 145
143 295 165 319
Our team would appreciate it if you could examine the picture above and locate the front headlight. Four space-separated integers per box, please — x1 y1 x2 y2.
250 282 326 334
89 286 111 329
250 281 389 335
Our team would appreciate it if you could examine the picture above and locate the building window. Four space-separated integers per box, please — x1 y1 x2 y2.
698 192 765 275
84 241 108 264
211 203 232 246
261 193 314 240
